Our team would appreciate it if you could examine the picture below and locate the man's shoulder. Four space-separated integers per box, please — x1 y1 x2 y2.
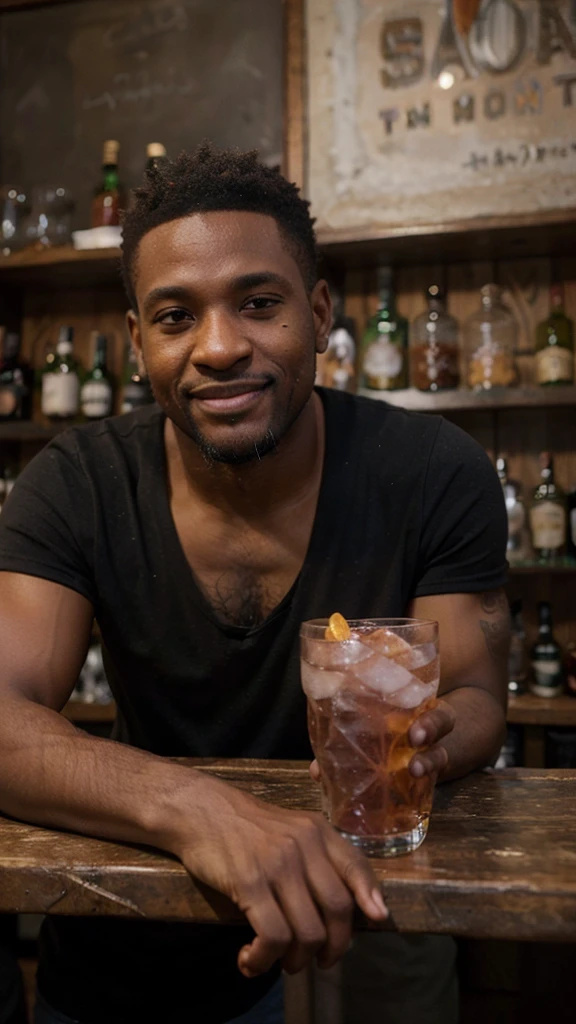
321 387 444 452
51 404 163 459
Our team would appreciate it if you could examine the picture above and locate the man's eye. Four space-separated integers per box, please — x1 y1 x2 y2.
242 296 280 311
156 308 192 325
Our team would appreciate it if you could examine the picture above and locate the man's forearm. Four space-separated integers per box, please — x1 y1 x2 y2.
0 695 213 854
438 686 507 782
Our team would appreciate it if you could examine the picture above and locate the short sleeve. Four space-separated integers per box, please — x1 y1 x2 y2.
0 436 96 605
413 418 508 598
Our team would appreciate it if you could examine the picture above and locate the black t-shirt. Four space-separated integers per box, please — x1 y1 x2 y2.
0 389 507 1023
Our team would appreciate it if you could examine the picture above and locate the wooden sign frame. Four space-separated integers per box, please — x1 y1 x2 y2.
284 0 576 245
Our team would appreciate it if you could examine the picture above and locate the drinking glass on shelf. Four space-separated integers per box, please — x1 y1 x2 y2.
24 185 74 248
0 186 29 255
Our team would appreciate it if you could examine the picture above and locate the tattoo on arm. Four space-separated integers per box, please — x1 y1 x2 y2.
479 589 511 665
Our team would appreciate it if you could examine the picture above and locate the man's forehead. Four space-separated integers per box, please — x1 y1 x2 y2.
138 210 288 262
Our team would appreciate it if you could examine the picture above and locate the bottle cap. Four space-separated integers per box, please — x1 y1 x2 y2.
102 140 120 165
427 284 445 303
147 143 166 159
58 326 74 345
3 333 20 358
550 283 564 308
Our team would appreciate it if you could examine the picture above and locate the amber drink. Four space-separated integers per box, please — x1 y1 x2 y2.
300 618 439 857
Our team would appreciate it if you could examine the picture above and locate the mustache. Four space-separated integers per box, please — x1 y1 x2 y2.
182 373 276 396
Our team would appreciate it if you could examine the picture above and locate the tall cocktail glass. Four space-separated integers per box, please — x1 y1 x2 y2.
300 618 440 857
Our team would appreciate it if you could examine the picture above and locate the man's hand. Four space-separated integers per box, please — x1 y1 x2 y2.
162 774 388 979
408 699 456 779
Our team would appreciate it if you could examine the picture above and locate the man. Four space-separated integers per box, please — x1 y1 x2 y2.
0 145 509 1024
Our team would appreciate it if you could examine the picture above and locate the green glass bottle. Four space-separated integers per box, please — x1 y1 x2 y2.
535 283 574 386
81 332 113 419
40 326 80 420
361 268 408 391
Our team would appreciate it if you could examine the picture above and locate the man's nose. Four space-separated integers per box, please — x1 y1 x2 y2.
191 311 253 371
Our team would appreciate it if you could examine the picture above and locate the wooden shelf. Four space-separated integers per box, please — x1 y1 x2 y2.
0 246 121 288
318 208 576 267
62 700 116 723
508 692 576 727
0 421 68 442
358 385 576 413
509 558 576 574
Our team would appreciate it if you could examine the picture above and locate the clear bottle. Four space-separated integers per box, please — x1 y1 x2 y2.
568 486 576 561
145 143 168 173
318 300 357 392
41 326 80 420
464 284 518 391
535 283 574 386
81 332 113 419
120 342 154 414
92 140 122 228
496 456 531 564
361 267 408 391
409 285 460 392
0 332 34 420
508 599 528 695
530 601 564 698
529 452 567 562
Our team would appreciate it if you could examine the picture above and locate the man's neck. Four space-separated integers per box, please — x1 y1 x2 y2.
164 391 325 518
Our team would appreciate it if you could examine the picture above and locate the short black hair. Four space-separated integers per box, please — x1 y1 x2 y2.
121 143 318 310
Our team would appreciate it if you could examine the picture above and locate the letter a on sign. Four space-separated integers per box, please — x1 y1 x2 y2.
537 1 576 63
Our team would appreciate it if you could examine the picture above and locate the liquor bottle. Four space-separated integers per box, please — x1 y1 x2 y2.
508 599 528 695
80 332 113 419
530 601 564 698
317 296 356 392
568 487 576 560
409 285 460 392
529 452 567 562
92 140 122 228
496 456 531 564
464 284 518 391
145 143 168 173
41 326 80 420
0 464 15 512
120 342 153 413
361 267 408 390
535 283 574 386
0 332 34 420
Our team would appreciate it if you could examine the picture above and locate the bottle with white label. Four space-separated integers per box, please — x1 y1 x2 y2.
529 452 567 563
530 601 564 698
81 332 113 419
41 326 80 420
361 267 408 391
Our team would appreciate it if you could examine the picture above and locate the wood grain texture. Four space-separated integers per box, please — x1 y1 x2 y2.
508 694 576 727
283 0 306 189
2 763 576 941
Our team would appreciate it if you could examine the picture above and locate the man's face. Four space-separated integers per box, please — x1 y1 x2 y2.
128 211 331 465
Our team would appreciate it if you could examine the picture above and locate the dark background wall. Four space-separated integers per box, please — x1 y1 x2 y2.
0 0 283 229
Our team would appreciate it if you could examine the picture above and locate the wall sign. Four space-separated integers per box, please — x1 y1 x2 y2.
306 0 576 232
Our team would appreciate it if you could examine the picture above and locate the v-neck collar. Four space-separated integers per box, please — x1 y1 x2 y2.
152 388 348 640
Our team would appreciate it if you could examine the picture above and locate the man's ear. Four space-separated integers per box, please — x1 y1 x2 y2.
311 279 333 355
126 310 146 377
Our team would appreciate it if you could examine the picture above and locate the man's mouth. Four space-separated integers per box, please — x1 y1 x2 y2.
188 379 272 414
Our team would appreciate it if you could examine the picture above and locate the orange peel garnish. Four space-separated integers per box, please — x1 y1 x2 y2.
325 612 351 641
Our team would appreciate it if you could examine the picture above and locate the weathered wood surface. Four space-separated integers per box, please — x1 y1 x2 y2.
1 763 576 941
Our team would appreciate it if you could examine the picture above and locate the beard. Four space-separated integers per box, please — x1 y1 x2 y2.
182 418 280 466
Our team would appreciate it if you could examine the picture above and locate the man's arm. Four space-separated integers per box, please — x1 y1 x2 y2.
406 589 510 782
0 572 387 979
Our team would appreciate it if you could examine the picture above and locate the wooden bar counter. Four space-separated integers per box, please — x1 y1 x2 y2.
0 761 575 942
